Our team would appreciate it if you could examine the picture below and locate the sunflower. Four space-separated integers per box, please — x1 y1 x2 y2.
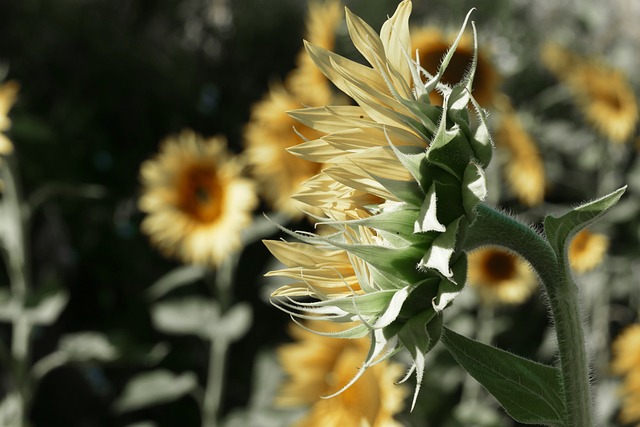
467 246 538 305
267 1 492 405
568 229 609 273
611 324 640 426
277 320 407 427
493 97 545 206
0 80 19 155
540 42 638 143
411 26 500 107
138 129 257 266
244 1 343 218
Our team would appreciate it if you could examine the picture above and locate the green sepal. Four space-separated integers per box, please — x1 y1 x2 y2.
543 186 626 259
427 112 475 181
462 162 488 222
418 217 461 279
369 173 423 206
397 276 441 319
415 184 446 233
442 327 567 426
469 96 493 168
398 309 443 410
323 205 421 244
433 253 467 312
386 141 427 189
322 290 397 316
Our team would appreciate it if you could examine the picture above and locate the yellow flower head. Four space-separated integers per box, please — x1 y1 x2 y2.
411 27 500 108
494 98 545 207
139 129 257 266
611 324 640 425
0 80 19 155
244 1 344 218
277 321 407 427
467 246 538 305
541 42 638 143
568 229 609 273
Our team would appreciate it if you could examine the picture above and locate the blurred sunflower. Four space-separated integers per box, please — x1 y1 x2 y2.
138 129 257 266
611 324 640 426
411 26 500 107
277 320 407 427
493 97 545 206
244 0 344 218
568 229 609 273
540 42 638 143
467 246 538 305
0 80 19 155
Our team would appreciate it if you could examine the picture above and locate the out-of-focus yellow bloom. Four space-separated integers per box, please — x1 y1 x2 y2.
568 229 609 273
277 321 407 427
138 129 257 266
611 324 640 426
541 42 638 143
244 0 344 218
245 85 325 216
467 246 538 305
287 0 343 107
411 27 500 107
0 80 19 155
493 97 545 206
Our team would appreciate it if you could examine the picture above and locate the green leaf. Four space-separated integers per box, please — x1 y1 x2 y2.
442 327 567 426
151 297 220 339
544 186 626 258
146 265 208 300
218 303 252 342
113 370 198 413
57 332 119 362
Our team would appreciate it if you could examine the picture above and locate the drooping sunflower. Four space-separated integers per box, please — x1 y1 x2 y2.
568 228 609 273
493 97 545 207
138 129 257 266
611 324 640 426
540 42 638 143
0 80 19 155
411 26 500 107
266 0 493 405
277 320 408 427
244 0 344 218
467 246 538 305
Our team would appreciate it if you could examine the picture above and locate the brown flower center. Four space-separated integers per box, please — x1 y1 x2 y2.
483 251 517 283
177 163 224 223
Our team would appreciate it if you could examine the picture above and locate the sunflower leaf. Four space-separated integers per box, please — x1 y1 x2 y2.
543 186 626 259
441 327 567 426
113 370 198 413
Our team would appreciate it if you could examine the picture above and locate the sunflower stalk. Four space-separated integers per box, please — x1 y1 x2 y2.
1 154 34 427
463 201 633 427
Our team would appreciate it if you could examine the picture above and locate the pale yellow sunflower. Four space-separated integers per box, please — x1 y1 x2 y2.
540 42 638 143
138 129 257 266
568 229 609 273
493 97 545 206
0 80 19 155
411 27 500 107
611 324 640 426
467 246 538 305
277 320 408 427
244 0 344 218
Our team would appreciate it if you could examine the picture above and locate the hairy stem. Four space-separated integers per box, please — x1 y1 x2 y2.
465 203 594 427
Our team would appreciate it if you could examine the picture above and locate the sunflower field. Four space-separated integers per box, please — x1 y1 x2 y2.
1 0 640 426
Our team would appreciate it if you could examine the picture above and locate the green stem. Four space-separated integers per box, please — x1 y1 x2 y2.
201 254 238 427
2 154 34 426
465 203 594 427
